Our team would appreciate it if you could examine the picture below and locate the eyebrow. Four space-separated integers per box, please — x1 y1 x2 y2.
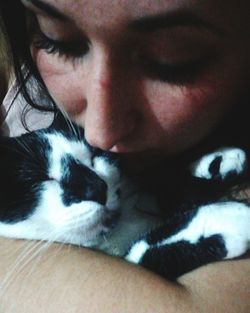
25 0 224 36
130 11 224 36
25 0 67 20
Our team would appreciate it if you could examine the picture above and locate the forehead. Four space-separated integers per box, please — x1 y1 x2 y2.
40 0 186 33
25 0 250 36
49 0 183 19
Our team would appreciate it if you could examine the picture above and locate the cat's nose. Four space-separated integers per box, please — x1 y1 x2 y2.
85 178 107 205
61 157 108 206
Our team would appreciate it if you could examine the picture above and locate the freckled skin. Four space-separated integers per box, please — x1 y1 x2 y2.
26 0 250 167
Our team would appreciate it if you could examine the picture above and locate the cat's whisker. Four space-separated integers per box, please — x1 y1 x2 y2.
63 211 91 223
45 227 86 249
60 214 101 230
0 240 46 299
102 232 108 244
61 233 76 248
7 194 43 208
13 239 68 303
17 240 55 290
14 137 33 154
75 123 84 142
0 141 32 161
61 210 84 240
59 106 83 142
14 137 39 163
55 206 103 226
57 106 81 140
46 225 77 245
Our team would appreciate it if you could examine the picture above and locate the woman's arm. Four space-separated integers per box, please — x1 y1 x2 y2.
0 237 249 313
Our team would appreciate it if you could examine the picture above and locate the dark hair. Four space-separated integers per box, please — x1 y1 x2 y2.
0 1 250 207
0 0 56 127
0 1 249 152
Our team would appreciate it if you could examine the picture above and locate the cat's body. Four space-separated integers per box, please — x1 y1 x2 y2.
0 114 250 279
0 116 161 255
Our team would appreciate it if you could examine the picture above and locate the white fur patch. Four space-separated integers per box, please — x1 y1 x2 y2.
0 132 123 247
0 179 107 246
46 133 91 181
191 147 247 180
93 156 121 211
125 202 250 264
46 133 121 212
126 240 150 264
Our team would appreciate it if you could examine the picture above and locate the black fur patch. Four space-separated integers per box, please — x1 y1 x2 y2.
140 234 227 280
61 155 107 206
0 132 51 222
209 156 222 179
145 210 197 245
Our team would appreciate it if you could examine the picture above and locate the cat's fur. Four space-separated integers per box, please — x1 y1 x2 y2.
0 114 250 279
0 115 161 255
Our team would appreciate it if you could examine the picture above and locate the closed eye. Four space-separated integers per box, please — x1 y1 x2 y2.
32 28 90 61
140 55 215 84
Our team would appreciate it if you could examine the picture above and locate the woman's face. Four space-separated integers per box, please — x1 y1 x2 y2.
22 0 250 167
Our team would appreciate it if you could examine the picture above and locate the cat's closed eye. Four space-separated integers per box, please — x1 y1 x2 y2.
0 116 122 247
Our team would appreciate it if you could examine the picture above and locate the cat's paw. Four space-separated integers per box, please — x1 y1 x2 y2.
214 202 250 259
125 240 150 264
191 147 247 181
126 201 250 264
164 201 250 259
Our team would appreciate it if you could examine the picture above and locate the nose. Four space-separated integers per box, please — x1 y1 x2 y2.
81 52 141 151
61 157 108 206
84 176 107 205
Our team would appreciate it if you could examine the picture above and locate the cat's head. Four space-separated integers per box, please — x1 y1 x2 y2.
0 115 122 247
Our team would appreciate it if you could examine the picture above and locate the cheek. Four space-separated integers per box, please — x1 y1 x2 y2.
144 50 249 154
145 81 231 152
34 51 85 117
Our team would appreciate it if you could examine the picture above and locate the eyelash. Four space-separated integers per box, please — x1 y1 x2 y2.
141 56 210 84
32 30 89 61
32 30 209 84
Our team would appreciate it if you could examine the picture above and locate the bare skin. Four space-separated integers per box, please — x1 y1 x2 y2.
0 237 250 313
0 0 250 311
23 0 250 169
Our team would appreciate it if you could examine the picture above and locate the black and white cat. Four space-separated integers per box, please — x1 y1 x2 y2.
0 114 250 279
0 115 160 254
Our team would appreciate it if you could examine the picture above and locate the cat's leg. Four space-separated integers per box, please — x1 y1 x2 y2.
190 148 247 180
125 201 250 280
